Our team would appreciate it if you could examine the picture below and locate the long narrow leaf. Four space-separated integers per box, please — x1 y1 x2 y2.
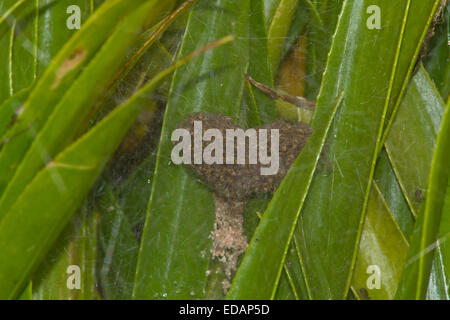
294 0 440 299
227 92 343 299
396 99 450 299
0 34 225 298
133 0 250 299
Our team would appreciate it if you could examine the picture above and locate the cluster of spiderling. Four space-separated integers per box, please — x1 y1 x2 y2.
175 112 313 201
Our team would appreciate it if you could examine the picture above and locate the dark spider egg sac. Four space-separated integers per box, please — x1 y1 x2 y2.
174 112 313 200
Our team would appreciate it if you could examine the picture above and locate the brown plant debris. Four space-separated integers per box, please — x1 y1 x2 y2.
52 48 87 89
245 74 315 110
210 195 247 282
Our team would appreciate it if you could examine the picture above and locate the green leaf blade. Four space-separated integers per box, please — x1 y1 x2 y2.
133 0 250 299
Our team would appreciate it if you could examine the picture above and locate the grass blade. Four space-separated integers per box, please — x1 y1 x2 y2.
0 33 222 298
396 99 450 299
385 65 445 216
293 0 441 299
0 0 153 197
0 0 175 220
133 0 250 299
227 92 343 299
